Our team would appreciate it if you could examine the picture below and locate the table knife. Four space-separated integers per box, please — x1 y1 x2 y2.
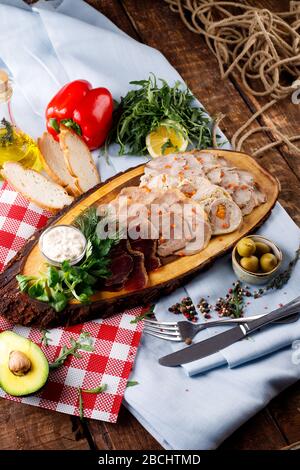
159 297 300 367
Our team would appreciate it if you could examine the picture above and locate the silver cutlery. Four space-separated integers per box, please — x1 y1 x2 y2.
144 311 300 342
158 297 300 366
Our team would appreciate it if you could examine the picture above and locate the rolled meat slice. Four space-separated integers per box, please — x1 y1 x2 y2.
220 168 240 192
174 218 212 256
192 183 232 203
206 167 224 184
236 170 254 186
232 185 253 207
200 197 243 235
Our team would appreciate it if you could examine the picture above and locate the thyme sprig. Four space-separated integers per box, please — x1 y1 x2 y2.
254 245 300 298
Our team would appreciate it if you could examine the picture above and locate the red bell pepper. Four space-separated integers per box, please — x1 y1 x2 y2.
46 79 113 150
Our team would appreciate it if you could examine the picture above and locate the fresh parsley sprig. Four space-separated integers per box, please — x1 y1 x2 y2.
105 74 215 156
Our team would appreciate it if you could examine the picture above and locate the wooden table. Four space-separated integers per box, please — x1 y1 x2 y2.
2 0 299 450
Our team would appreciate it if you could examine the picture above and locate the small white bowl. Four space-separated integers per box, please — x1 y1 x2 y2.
232 235 283 285
39 225 87 267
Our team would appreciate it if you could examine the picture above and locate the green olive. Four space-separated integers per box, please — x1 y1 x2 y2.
255 241 271 256
240 255 259 273
260 253 278 273
236 238 256 257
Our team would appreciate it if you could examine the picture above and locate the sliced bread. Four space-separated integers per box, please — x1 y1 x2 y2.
59 127 101 193
38 132 81 197
1 162 74 212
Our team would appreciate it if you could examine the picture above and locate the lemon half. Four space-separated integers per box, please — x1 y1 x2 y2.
146 121 188 158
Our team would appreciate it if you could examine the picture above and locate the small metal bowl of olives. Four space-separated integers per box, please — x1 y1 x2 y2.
232 235 283 285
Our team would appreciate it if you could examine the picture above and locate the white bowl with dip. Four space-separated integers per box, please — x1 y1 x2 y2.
39 225 87 267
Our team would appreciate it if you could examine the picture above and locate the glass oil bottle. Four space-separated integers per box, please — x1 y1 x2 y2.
0 69 42 175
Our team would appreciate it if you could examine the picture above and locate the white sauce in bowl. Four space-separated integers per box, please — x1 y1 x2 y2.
40 225 86 265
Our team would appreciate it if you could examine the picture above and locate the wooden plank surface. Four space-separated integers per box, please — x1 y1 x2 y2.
0 400 90 450
0 0 298 451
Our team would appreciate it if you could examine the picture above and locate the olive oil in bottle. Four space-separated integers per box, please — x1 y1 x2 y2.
0 69 42 174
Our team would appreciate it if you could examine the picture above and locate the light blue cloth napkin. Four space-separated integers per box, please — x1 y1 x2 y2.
0 0 299 450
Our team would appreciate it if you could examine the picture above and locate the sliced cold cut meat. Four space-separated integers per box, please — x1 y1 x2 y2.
232 186 253 208
192 183 232 203
220 168 240 192
201 198 243 235
175 218 212 256
129 239 161 272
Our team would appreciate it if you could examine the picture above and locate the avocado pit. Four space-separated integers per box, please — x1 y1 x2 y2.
8 350 31 376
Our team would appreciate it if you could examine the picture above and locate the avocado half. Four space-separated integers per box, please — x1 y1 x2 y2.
0 331 49 396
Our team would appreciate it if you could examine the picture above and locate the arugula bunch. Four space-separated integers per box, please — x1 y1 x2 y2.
17 208 118 312
105 74 214 156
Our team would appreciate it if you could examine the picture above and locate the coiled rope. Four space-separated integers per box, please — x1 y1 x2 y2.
164 0 300 155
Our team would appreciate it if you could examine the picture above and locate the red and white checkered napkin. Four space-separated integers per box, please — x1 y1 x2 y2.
0 182 144 423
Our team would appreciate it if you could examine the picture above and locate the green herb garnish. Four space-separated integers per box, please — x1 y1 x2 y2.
78 388 84 420
78 382 107 420
49 332 94 369
0 118 14 146
130 305 155 323
40 329 51 347
105 74 214 156
254 244 300 297
60 118 82 136
82 384 107 394
16 208 119 312
126 380 139 388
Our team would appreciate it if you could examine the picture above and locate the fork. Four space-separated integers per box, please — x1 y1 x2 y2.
144 312 300 342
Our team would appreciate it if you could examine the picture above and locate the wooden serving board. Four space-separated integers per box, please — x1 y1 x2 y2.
0 150 279 328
